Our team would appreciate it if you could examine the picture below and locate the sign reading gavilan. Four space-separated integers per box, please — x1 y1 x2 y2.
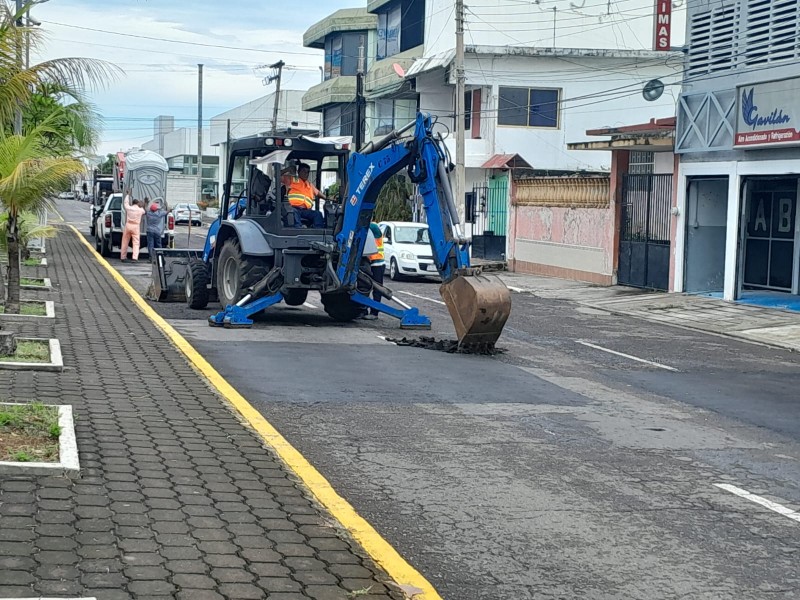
736 78 800 147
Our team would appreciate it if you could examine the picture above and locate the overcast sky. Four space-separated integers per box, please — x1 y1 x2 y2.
33 0 364 155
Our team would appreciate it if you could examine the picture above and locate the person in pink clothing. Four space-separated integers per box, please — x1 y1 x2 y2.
120 193 145 261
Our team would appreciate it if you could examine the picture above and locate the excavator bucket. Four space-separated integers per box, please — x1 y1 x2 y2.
150 249 201 302
439 274 512 349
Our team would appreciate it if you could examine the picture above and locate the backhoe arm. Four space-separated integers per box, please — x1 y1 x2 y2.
336 113 468 286
336 113 512 349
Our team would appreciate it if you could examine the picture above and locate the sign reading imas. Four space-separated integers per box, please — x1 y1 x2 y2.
736 78 800 147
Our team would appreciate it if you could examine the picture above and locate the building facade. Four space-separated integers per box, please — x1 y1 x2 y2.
142 117 220 201
210 90 321 198
304 0 681 263
675 0 800 302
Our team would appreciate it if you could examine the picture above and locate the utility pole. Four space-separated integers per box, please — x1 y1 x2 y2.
266 60 285 135
354 38 365 151
454 0 466 222
194 64 203 244
14 0 23 134
197 63 204 189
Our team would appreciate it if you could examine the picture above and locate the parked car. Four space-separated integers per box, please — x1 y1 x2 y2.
58 191 75 200
379 221 436 280
94 193 174 257
172 203 202 226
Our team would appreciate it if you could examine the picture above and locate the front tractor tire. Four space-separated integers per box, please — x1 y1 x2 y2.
186 259 210 309
216 239 271 308
283 289 309 307
321 293 364 322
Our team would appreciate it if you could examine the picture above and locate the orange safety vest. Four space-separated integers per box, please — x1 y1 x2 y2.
369 226 385 265
287 176 315 210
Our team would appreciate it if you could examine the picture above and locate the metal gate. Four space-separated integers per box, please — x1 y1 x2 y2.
618 174 672 290
470 175 508 260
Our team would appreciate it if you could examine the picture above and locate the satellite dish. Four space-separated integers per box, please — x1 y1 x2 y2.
392 63 406 78
643 79 665 102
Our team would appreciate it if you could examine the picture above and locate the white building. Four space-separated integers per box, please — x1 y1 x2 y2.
210 90 321 197
302 0 682 259
142 116 220 200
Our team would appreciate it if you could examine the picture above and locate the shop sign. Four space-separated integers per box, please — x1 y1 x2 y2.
653 0 672 51
736 79 800 147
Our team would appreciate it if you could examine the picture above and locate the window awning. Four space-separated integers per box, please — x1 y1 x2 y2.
405 49 455 78
481 154 533 169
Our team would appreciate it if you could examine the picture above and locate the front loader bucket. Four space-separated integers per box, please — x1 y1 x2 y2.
151 249 201 302
440 274 512 348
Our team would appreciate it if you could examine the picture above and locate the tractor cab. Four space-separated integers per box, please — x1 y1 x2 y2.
220 135 350 239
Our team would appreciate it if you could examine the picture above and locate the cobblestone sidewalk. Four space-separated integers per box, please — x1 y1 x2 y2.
0 227 402 600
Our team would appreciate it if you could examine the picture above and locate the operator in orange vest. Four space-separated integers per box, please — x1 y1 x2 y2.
281 163 327 228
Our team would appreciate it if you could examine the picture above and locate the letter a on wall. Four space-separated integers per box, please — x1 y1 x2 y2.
754 198 768 233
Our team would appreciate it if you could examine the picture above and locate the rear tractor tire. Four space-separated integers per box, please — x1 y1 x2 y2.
186 259 210 310
216 239 271 308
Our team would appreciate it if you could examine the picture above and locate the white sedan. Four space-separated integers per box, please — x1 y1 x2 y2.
379 221 437 280
58 191 76 199
172 203 203 226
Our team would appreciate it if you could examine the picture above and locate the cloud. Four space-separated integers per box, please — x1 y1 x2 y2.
32 0 363 153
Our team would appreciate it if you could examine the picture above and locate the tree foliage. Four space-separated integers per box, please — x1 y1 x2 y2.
0 126 84 312
0 1 119 312
373 174 413 222
98 153 117 174
23 83 102 156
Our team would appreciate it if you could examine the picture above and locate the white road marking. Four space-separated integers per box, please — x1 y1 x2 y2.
714 483 800 524
397 290 446 306
575 340 678 372
303 302 318 309
507 286 525 293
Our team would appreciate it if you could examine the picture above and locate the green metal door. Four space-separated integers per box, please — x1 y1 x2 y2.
487 174 508 235
472 174 508 261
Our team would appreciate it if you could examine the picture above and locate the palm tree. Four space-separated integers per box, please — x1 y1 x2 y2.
0 125 83 313
0 1 118 132
23 82 102 155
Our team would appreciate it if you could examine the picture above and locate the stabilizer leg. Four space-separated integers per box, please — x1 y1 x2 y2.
207 292 284 328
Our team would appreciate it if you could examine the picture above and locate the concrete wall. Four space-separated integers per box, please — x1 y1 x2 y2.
509 177 614 284
510 205 615 284
161 128 218 159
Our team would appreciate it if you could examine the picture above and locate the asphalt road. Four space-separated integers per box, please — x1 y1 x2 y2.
56 199 800 600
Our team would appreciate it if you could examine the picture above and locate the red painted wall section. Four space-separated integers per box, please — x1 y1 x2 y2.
510 204 616 284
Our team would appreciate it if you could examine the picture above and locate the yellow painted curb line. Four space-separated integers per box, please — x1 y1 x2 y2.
69 225 441 600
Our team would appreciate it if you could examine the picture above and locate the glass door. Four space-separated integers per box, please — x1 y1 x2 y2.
742 179 797 292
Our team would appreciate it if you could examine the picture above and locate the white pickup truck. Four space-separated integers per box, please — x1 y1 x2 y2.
94 193 174 257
